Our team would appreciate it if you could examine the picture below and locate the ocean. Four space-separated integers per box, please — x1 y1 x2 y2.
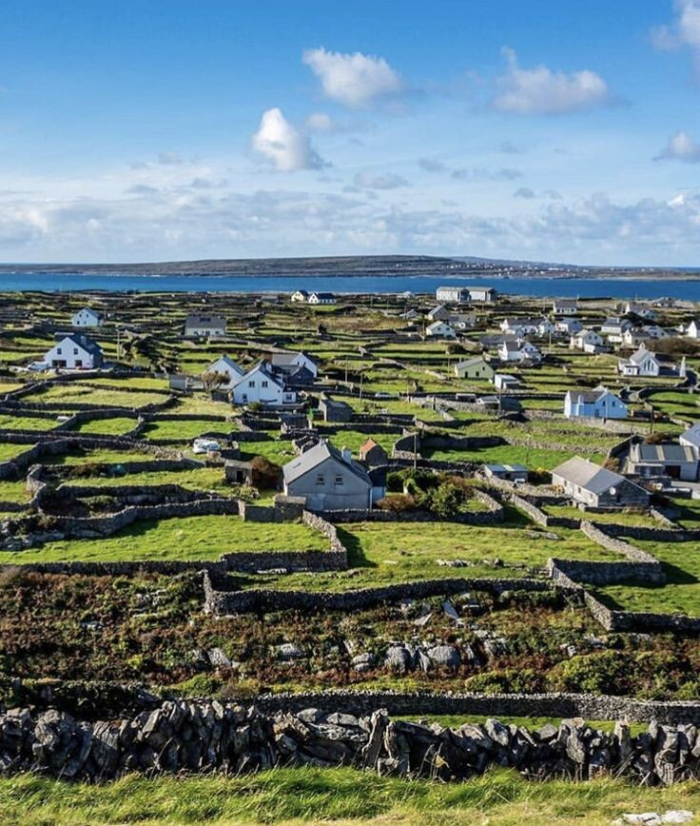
0 271 698 300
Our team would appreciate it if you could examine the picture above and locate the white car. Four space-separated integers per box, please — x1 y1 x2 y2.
192 438 221 454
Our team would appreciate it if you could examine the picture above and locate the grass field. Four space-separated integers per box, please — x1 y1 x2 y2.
0 414 58 431
24 383 170 409
422 443 595 470
143 418 230 441
72 417 137 436
238 520 620 592
1 768 697 825
594 536 700 616
0 514 329 564
67 466 228 493
0 443 35 462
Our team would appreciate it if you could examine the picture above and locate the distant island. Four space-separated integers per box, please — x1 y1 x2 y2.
0 254 697 279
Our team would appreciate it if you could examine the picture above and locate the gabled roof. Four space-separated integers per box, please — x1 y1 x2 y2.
629 443 698 463
232 360 285 390
551 456 641 496
54 333 103 357
454 356 490 370
681 423 700 448
208 355 244 375
427 320 453 331
73 307 101 319
629 347 658 365
271 351 316 367
283 440 371 486
565 386 619 405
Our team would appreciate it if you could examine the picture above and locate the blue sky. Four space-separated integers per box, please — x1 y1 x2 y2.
1 0 700 265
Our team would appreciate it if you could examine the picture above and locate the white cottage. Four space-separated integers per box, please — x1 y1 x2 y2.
205 355 245 388
71 307 103 328
231 362 296 406
564 387 627 420
44 334 104 370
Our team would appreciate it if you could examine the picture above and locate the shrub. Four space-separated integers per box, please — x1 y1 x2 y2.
547 651 630 695
376 494 416 513
428 482 463 519
386 471 404 493
464 668 542 694
250 456 281 490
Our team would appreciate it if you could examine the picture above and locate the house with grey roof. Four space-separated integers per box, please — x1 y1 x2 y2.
205 355 244 388
282 440 377 511
43 333 104 370
618 346 678 378
454 356 494 380
184 315 227 337
270 350 318 378
625 442 699 482
564 386 627 420
551 456 649 510
318 394 353 423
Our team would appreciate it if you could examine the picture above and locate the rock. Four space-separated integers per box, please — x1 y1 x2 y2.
207 648 232 668
384 645 412 673
413 612 432 627
426 645 461 669
272 643 303 661
351 653 376 672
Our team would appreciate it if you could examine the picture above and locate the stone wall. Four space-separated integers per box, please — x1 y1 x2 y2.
203 574 555 617
0 700 698 784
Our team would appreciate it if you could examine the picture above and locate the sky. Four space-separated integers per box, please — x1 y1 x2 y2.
1 0 700 266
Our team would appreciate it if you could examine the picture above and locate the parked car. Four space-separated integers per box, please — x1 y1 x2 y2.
192 438 221 454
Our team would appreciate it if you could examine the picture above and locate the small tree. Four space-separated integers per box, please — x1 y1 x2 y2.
428 481 463 518
201 371 228 395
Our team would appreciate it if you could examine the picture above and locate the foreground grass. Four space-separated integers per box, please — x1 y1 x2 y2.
0 515 329 563
1 768 698 825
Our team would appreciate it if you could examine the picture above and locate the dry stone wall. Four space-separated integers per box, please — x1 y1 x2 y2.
0 700 698 785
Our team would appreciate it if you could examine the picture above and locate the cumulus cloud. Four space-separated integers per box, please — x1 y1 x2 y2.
353 171 410 189
302 47 404 108
652 0 700 50
251 108 326 172
656 130 700 162
157 151 184 165
492 48 612 115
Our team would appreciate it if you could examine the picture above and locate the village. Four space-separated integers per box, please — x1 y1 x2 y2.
0 285 698 791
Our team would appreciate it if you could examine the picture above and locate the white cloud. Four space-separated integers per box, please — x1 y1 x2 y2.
492 48 612 115
302 47 404 108
514 187 536 199
656 130 700 162
652 1 700 50
251 108 326 172
451 167 522 181
354 171 410 189
418 157 447 172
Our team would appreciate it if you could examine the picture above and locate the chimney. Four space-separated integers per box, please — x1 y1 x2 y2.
341 447 353 464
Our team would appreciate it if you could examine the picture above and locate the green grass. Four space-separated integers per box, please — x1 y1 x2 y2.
173 395 233 416
594 537 700 616
72 417 137 436
0 414 58 431
66 466 228 493
422 444 597 470
0 480 31 504
0 443 35 462
0 514 328 564
24 383 170 409
1 767 697 825
544 505 662 528
143 418 230 441
238 520 620 592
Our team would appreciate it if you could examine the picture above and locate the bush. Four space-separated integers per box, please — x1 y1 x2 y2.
547 651 630 695
428 482 463 519
464 668 543 694
250 456 281 490
386 471 404 493
376 494 416 513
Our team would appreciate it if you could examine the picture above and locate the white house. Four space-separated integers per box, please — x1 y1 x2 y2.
426 320 456 339
556 318 583 335
467 286 496 302
680 423 700 451
624 302 655 319
500 318 539 336
184 315 227 337
499 339 541 362
564 387 627 420
427 305 450 321
436 286 469 303
308 292 336 305
447 313 475 330
621 329 650 349
270 350 319 378
205 355 245 388
71 307 103 328
493 373 521 391
687 320 700 339
230 362 296 406
291 290 309 303
553 298 577 316
601 317 633 343
44 334 104 370
618 346 673 378
570 329 605 352
537 318 557 337
643 325 669 340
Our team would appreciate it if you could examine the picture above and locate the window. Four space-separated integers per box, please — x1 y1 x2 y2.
248 380 255 387
316 474 325 485
261 380 268 388
57 348 62 354
335 475 344 485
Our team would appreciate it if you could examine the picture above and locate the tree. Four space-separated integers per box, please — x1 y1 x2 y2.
250 456 282 490
201 371 228 395
428 481 463 518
